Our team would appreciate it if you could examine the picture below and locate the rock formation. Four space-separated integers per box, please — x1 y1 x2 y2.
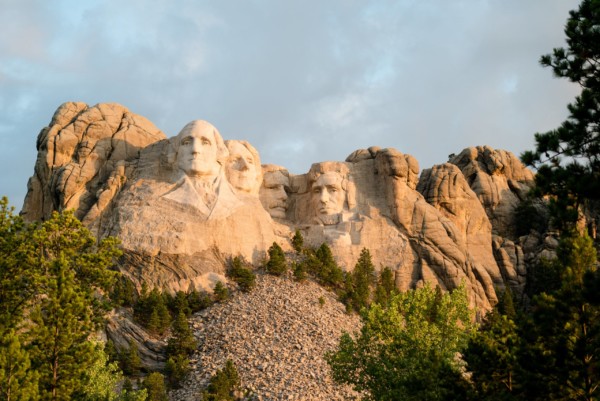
22 102 542 311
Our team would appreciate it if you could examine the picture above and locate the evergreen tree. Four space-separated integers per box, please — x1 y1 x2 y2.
213 281 229 302
315 243 344 287
265 242 287 276
0 330 39 401
201 359 240 401
350 248 375 311
464 290 521 399
164 354 190 388
292 262 307 282
374 266 396 307
521 0 600 230
226 257 256 292
22 211 121 400
121 344 142 376
167 311 197 357
518 233 599 401
142 372 168 401
291 230 304 253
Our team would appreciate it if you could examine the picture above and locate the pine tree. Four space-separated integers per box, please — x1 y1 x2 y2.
350 248 375 311
518 233 599 401
521 0 600 230
265 242 287 276
374 266 396 306
0 330 39 401
315 243 343 287
142 372 168 401
213 281 229 302
291 230 304 253
201 359 240 401
167 311 197 357
464 290 521 398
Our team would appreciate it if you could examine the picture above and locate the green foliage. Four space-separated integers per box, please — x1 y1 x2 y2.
513 199 549 237
142 373 168 401
518 233 599 401
226 257 256 292
23 211 121 400
121 344 142 376
201 359 240 401
134 288 171 336
464 291 521 399
0 330 39 401
327 285 475 401
213 281 229 302
521 0 600 230
318 296 325 307
76 342 145 401
291 230 304 253
110 276 137 307
315 243 344 288
165 354 190 389
186 286 213 313
347 248 375 312
169 291 191 317
167 311 197 357
374 266 396 307
292 262 307 282
265 242 287 276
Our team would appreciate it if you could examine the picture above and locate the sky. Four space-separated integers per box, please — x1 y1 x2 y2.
0 0 581 210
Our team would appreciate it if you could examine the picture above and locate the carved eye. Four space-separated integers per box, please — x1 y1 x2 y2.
329 187 338 193
181 137 192 146
201 138 211 146
246 158 254 165
313 187 322 194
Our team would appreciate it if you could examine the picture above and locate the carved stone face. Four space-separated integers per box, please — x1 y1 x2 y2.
260 170 289 219
226 141 259 194
311 172 345 216
176 122 220 178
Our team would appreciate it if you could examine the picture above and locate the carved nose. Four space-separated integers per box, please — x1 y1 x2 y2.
191 139 202 153
277 187 287 201
239 158 250 170
320 190 329 203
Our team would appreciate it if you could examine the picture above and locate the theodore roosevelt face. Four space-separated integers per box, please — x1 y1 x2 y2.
260 169 289 219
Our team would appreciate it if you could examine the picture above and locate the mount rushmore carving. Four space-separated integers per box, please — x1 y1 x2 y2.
22 102 545 310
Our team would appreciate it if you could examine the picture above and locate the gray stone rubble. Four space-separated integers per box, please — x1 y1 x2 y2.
170 274 361 400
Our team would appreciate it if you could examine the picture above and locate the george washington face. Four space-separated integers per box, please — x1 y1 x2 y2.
176 121 221 178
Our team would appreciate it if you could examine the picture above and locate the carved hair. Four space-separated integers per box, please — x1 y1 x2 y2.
307 162 350 190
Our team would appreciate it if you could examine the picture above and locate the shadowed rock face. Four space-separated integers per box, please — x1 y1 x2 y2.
22 102 538 311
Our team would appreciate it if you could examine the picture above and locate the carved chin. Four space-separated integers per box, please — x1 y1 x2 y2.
269 207 287 219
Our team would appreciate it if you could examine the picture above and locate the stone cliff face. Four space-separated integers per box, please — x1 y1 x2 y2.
22 102 543 311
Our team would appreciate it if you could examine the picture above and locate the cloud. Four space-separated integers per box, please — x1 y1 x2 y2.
0 0 581 209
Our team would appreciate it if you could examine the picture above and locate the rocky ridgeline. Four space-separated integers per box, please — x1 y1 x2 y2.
170 274 361 401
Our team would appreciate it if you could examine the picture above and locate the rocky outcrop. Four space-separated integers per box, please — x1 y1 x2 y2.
170 274 361 401
449 146 535 239
21 102 165 222
21 102 543 311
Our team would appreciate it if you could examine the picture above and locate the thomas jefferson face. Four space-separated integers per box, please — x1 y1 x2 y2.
176 122 220 178
311 172 345 216
226 141 259 194
260 170 289 219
